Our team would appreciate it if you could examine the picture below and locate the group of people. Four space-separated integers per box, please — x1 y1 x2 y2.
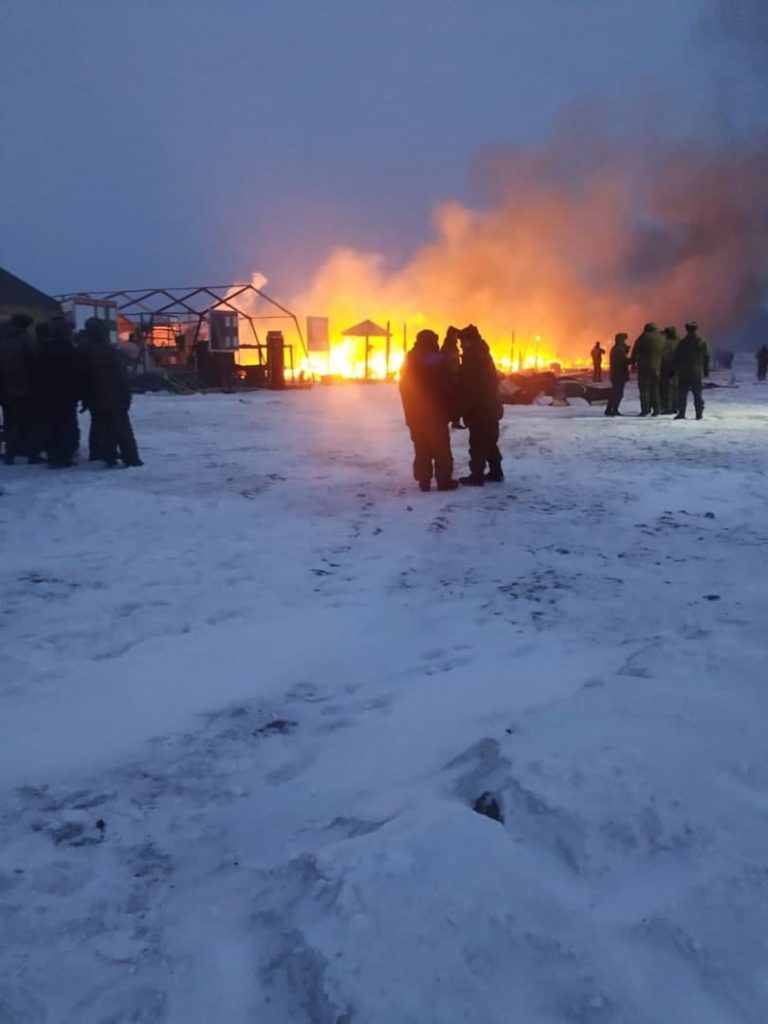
0 313 142 468
603 321 710 419
399 324 503 492
399 319 716 494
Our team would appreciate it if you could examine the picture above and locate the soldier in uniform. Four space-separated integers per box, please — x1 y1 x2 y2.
457 324 504 486
674 321 710 420
0 313 41 464
37 316 82 467
660 326 679 415
630 322 665 417
79 317 143 467
756 345 768 381
399 328 458 492
591 341 606 383
441 326 465 430
605 333 630 416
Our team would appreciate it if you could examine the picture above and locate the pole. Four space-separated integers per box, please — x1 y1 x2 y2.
385 320 391 378
364 335 369 382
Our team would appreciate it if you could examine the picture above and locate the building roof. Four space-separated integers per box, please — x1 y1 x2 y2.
0 267 61 314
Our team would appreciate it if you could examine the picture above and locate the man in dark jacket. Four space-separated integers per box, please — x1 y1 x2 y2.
441 327 465 430
0 313 41 464
37 317 82 467
457 324 503 486
605 333 630 416
674 321 710 420
631 322 665 417
591 342 606 383
399 328 458 492
756 345 768 381
79 317 143 467
660 326 679 415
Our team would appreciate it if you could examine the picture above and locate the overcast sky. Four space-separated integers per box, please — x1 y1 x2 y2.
0 0 763 299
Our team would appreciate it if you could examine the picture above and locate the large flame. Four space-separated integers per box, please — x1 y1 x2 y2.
242 130 768 380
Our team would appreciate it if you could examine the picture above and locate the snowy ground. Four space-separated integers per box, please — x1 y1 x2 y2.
2 375 768 1023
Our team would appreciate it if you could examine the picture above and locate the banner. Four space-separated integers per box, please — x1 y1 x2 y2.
307 316 330 352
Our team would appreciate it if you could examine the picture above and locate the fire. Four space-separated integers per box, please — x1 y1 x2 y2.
293 326 588 381
277 131 768 382
302 337 405 381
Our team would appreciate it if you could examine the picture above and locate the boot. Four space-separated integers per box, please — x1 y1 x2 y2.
674 414 686 420
484 471 504 482
460 475 484 487
418 481 431 492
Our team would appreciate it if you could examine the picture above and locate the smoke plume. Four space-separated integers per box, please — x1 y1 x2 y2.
290 125 768 360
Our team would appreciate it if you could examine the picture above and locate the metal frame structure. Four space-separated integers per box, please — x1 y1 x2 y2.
57 282 307 377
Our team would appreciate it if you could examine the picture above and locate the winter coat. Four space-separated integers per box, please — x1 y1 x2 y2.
631 329 666 374
609 341 630 384
459 341 503 422
0 326 37 401
79 337 132 414
400 343 457 428
37 334 82 406
441 335 461 376
675 332 710 381
661 331 679 374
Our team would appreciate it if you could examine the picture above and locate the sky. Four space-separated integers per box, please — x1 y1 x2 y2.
0 0 764 302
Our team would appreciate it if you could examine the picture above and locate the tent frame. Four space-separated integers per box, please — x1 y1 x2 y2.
57 282 307 375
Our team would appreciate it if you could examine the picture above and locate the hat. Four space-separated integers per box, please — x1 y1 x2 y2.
415 328 439 350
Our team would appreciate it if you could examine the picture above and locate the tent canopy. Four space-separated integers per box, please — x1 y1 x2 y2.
342 318 390 338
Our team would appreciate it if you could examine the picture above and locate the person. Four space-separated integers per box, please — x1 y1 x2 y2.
591 341 606 383
457 324 504 485
79 317 143 467
399 328 458 492
757 345 768 381
630 322 665 417
605 333 630 416
660 326 679 415
36 317 81 467
441 326 466 429
674 321 710 420
0 313 41 464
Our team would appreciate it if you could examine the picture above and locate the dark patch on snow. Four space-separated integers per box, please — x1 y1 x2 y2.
254 718 298 737
473 791 504 823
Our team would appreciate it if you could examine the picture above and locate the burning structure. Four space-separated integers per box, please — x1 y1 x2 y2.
56 130 768 387
286 130 768 374
58 282 309 390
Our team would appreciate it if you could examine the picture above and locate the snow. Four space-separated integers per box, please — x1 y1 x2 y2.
2 376 768 1023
